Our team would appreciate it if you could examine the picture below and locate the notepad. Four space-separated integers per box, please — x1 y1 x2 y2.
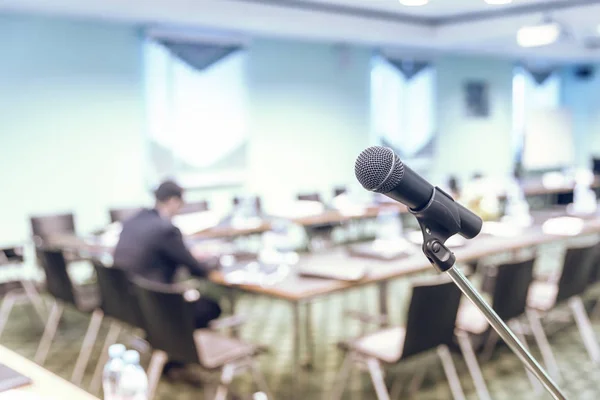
0 364 32 393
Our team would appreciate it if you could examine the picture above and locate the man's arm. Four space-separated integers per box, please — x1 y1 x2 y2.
160 226 215 278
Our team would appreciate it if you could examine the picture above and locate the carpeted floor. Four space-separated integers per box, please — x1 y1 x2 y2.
1 240 600 400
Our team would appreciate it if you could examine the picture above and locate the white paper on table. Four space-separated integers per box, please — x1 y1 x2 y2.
231 216 263 229
542 217 584 236
268 201 325 219
482 221 524 237
172 211 221 236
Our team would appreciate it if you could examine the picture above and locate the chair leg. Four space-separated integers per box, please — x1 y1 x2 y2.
330 352 354 400
89 321 123 393
509 319 543 394
34 301 64 365
569 296 600 364
455 331 491 400
71 309 104 385
147 350 168 400
365 357 390 400
249 358 274 400
21 280 47 324
526 309 562 382
481 328 499 362
406 367 426 398
0 292 17 339
437 345 466 400
214 363 236 400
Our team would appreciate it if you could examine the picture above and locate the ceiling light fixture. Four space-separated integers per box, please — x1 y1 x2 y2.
517 21 561 47
485 0 513 4
399 0 429 6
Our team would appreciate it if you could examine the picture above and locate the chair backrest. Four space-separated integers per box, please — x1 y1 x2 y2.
30 213 75 242
92 260 144 329
490 257 535 321
179 201 209 215
333 187 347 197
232 196 262 213
297 193 321 202
587 243 600 285
401 277 462 359
132 277 200 364
39 249 76 305
592 157 600 175
556 243 598 303
109 207 141 223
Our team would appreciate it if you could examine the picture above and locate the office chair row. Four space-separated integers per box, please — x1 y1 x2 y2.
332 242 600 400
29 189 349 244
29 200 210 241
0 248 272 399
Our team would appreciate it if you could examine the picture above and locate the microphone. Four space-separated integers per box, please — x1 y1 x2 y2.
354 146 482 240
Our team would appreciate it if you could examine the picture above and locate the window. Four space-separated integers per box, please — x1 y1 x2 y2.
370 55 436 169
143 38 248 188
512 66 561 163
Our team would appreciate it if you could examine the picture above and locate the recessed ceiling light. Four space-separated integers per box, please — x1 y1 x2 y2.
517 22 561 48
399 0 429 6
485 0 513 4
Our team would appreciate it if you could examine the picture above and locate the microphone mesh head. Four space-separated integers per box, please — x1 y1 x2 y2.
354 146 404 193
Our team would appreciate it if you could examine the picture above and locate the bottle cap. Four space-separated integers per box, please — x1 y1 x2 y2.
122 350 140 365
108 344 126 359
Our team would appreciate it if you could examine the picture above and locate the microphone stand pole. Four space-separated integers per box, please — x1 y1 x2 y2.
445 265 567 400
412 189 568 400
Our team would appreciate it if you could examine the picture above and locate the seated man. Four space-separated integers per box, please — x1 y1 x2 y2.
113 180 221 376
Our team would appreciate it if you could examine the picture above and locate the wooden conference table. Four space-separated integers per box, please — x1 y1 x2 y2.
0 346 98 399
45 207 600 399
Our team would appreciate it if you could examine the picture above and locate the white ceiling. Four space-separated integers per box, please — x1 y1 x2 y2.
295 0 552 17
2 0 600 61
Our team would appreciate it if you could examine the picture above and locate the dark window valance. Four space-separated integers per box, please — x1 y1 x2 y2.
158 39 242 71
519 64 556 85
383 55 431 80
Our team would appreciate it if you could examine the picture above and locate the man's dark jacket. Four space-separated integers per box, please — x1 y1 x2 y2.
113 209 210 283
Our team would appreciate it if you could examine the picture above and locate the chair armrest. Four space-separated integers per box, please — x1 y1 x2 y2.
344 310 388 325
209 315 248 330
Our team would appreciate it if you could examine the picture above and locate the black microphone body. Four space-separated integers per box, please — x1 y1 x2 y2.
382 162 433 210
355 146 482 240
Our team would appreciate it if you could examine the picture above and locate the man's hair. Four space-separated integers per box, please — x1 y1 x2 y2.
154 180 184 203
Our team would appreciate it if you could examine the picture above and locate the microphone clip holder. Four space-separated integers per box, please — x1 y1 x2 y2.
410 187 460 272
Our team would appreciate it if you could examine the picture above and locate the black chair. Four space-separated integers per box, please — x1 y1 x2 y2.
527 243 600 380
332 277 465 400
30 213 76 243
0 246 46 339
131 277 272 400
30 213 82 264
455 258 539 399
109 207 142 223
72 259 146 389
179 201 209 215
34 249 99 365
